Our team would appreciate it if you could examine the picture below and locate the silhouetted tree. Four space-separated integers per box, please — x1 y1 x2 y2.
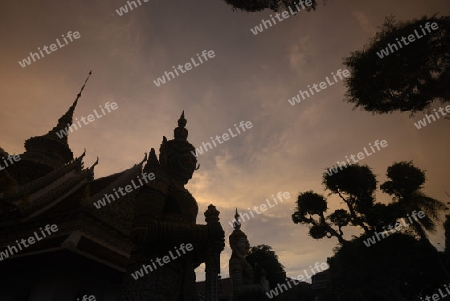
381 161 450 278
223 0 318 13
292 165 385 244
245 244 286 291
292 162 446 246
443 214 450 273
381 161 447 241
292 162 449 300
327 234 446 301
445 215 450 255
343 15 450 115
276 281 314 301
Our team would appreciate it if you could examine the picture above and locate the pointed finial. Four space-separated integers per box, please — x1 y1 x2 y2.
174 111 188 140
78 71 92 98
178 111 187 127
75 148 87 162
72 70 92 111
57 71 92 127
144 148 160 173
148 148 159 165
140 152 148 164
90 156 99 169
233 208 241 230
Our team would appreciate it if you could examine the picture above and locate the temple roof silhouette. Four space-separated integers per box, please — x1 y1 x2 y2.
0 72 148 272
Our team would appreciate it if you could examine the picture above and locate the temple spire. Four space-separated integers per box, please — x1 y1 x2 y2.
55 71 92 132
22 71 93 171
233 208 241 230
174 111 188 141
143 148 160 174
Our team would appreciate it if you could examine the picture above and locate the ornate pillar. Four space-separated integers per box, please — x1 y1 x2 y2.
204 204 221 301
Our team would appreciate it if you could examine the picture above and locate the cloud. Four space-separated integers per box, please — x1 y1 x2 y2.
288 36 314 74
352 11 374 34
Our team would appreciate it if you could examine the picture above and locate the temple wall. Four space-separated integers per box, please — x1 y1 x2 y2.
0 250 122 301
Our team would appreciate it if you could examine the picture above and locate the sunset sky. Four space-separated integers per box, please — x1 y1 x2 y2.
1 0 449 282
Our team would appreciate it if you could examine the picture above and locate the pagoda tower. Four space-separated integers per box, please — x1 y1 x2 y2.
7 72 91 185
0 72 148 300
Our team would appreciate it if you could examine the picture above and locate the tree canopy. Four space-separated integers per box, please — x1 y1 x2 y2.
245 244 286 291
343 15 450 115
326 234 447 301
292 162 446 245
292 161 449 300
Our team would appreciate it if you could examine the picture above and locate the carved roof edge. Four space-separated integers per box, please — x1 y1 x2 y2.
85 159 145 204
3 151 87 201
17 170 92 218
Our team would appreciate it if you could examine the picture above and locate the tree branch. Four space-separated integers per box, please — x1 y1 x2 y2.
337 190 370 233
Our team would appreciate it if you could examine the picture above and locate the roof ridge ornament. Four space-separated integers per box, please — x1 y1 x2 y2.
137 153 147 166
89 157 99 170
